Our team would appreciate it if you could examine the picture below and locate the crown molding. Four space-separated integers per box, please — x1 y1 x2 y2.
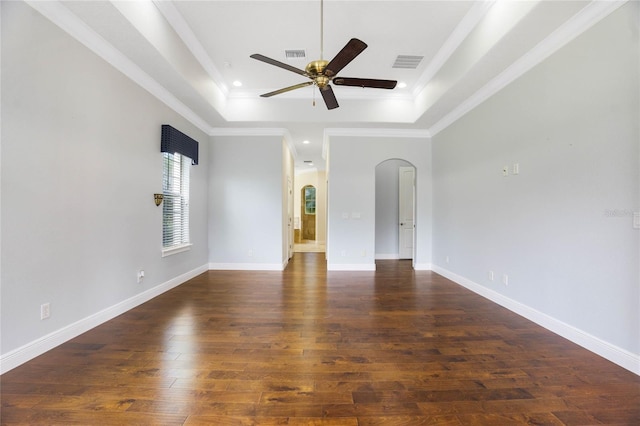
323 128 431 161
324 128 431 139
429 0 628 136
412 0 494 98
210 127 289 137
152 0 228 97
24 0 626 141
210 128 297 158
25 0 215 135
228 88 414 102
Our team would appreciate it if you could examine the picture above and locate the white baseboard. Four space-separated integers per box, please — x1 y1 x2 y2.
0 264 209 375
327 263 376 271
375 253 400 260
413 263 432 271
209 262 285 271
431 265 640 376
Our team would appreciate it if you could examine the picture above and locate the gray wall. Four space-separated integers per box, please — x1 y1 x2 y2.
327 136 432 270
1 2 209 357
208 135 285 269
432 2 639 355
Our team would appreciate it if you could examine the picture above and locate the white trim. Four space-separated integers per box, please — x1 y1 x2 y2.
208 262 285 271
153 0 228 96
161 243 192 257
228 88 413 101
413 263 432 271
375 253 400 260
324 128 431 139
327 263 376 271
25 0 627 142
412 0 494 98
0 264 209 374
210 127 297 159
209 127 291 137
24 0 215 135
431 265 640 376
429 0 627 136
323 128 432 158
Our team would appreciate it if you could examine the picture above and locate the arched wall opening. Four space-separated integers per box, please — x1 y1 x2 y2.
375 159 416 263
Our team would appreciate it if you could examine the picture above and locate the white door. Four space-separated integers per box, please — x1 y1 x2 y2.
288 177 293 259
398 166 415 259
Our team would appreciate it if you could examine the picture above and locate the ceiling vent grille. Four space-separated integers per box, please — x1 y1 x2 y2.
392 55 424 69
285 49 306 59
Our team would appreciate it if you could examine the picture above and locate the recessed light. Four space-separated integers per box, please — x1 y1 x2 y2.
397 82 407 89
232 80 242 87
303 140 310 144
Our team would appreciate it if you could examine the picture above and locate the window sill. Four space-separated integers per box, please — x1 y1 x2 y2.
162 243 192 258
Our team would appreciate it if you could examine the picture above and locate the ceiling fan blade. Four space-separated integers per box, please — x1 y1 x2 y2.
250 54 308 77
333 77 397 89
320 85 339 110
324 38 367 78
260 82 314 97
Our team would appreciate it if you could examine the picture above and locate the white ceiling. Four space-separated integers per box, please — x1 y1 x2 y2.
37 0 622 170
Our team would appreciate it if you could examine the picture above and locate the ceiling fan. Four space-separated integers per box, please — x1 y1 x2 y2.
249 0 397 110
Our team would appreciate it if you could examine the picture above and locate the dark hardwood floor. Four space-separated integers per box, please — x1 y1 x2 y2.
2 253 639 425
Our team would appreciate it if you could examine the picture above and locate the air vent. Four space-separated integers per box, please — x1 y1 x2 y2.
392 55 424 69
304 160 313 163
285 49 306 59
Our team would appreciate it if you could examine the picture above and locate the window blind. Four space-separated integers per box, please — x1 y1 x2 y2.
162 152 190 248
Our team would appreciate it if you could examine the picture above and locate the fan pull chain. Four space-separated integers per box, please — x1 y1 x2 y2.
313 86 316 107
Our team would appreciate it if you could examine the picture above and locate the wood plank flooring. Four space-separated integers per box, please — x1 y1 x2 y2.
2 253 639 425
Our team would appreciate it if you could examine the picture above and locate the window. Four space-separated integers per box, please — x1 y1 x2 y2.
162 152 191 256
304 185 316 215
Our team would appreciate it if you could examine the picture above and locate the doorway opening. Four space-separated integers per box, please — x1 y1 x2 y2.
301 185 316 241
294 170 326 253
375 159 416 264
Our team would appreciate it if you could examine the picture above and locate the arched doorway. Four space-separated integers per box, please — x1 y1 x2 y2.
375 159 416 262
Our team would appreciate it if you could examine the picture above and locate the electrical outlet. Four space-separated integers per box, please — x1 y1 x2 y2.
137 270 145 283
502 274 509 286
41 303 50 320
445 256 450 264
488 270 494 281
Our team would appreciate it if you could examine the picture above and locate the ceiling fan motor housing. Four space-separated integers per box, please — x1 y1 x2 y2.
305 60 330 88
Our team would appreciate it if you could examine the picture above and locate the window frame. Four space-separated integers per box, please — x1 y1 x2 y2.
161 151 192 257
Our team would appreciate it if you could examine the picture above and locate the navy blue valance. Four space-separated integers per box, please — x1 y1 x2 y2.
161 125 199 165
